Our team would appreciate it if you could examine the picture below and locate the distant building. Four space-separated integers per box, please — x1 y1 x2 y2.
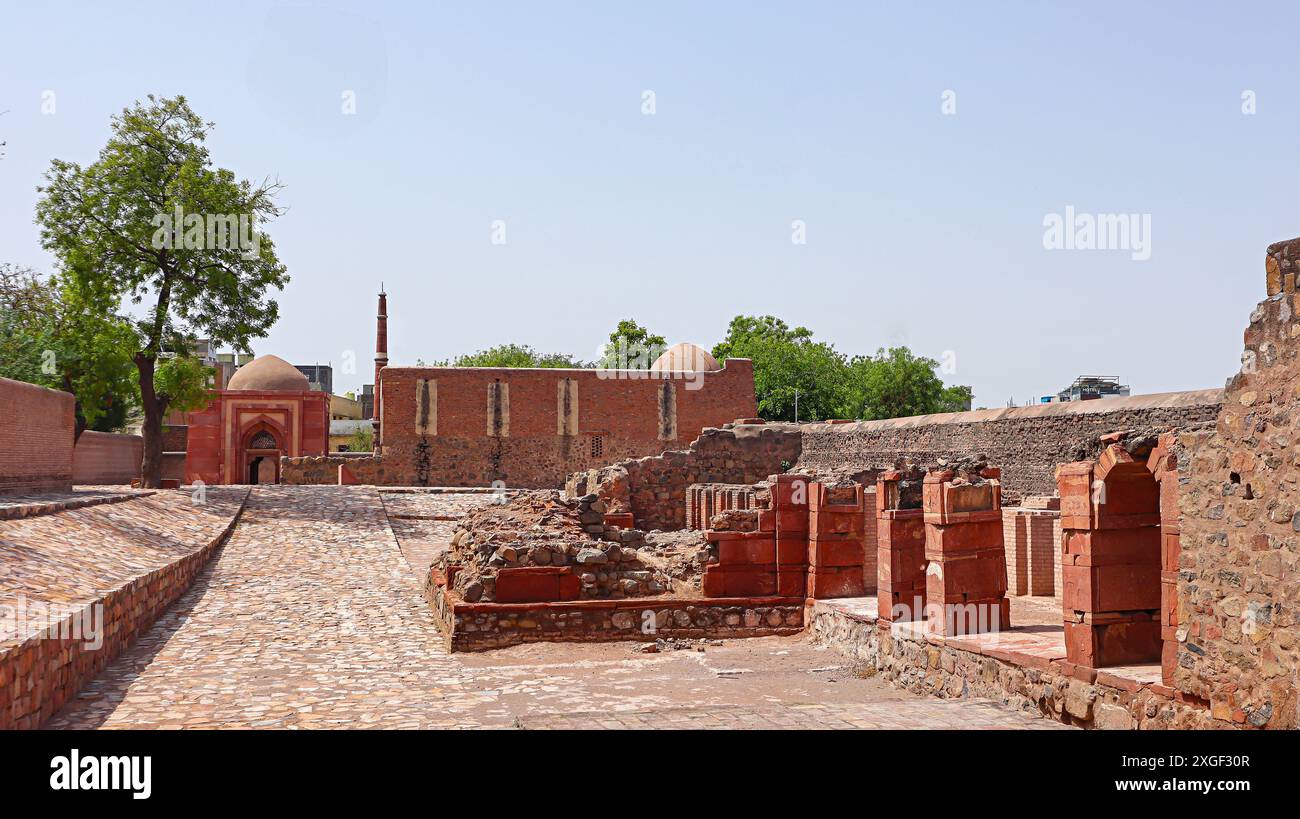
359 383 374 420
329 419 371 452
330 393 362 420
295 364 332 394
1046 375 1131 403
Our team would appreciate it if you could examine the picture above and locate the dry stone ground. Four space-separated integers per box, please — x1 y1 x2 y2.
42 486 1065 729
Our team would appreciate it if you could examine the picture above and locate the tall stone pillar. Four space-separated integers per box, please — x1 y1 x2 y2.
1058 444 1163 669
876 470 927 622
922 467 1010 636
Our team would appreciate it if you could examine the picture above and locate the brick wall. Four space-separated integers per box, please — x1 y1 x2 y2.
356 361 756 489
1176 237 1300 729
72 431 143 485
0 377 74 495
796 390 1223 503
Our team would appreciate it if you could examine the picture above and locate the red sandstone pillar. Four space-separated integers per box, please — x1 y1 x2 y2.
806 481 868 599
922 468 1010 635
1149 434 1181 686
876 471 927 622
1058 445 1163 669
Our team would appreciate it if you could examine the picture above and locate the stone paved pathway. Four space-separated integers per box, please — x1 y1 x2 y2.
47 486 1067 730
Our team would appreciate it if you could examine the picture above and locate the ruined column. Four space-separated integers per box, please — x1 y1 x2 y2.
922 464 1010 635
1149 433 1181 686
805 481 868 599
1058 443 1163 669
876 468 927 622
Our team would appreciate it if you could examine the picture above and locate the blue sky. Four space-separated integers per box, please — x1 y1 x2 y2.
2 1 1295 405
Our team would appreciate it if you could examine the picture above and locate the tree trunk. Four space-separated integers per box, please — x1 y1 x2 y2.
137 353 165 488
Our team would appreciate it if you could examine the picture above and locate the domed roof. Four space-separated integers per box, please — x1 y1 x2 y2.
226 354 311 392
650 343 722 373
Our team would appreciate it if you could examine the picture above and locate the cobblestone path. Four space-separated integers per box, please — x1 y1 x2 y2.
47 487 1066 730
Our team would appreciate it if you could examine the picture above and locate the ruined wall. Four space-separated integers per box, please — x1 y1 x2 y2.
1175 237 1300 729
0 377 74 495
72 431 142 485
352 362 756 489
567 422 803 531
796 391 1223 503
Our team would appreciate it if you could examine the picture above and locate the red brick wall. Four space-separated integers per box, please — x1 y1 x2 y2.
369 361 756 488
72 431 143 485
0 377 74 495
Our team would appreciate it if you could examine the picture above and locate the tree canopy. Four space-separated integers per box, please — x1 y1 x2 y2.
0 263 140 439
35 95 286 485
449 343 585 368
712 315 972 422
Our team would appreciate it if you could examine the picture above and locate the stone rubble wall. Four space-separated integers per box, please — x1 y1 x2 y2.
808 601 1217 729
1175 237 1300 729
72 430 142 485
426 571 804 651
0 377 74 495
796 391 1223 504
566 422 803 531
0 488 249 728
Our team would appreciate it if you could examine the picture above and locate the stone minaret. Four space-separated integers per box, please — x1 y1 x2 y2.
373 287 388 451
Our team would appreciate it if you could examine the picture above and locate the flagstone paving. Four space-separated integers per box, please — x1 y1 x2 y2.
45 486 1068 730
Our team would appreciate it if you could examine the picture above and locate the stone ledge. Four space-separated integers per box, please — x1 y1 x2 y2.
425 571 805 652
808 596 1222 729
0 488 250 729
0 489 152 521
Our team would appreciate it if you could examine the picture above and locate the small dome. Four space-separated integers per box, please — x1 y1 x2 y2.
226 355 311 392
650 343 721 373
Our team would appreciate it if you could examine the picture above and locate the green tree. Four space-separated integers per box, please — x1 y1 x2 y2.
600 319 666 369
712 315 849 422
0 264 140 440
348 422 374 453
846 347 972 420
450 343 584 368
35 95 288 486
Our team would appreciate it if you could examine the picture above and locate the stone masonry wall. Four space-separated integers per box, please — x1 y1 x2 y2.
72 431 143 485
0 377 74 495
797 391 1223 503
566 422 803 531
1175 237 1300 729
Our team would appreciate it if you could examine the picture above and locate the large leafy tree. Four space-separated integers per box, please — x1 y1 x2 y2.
845 347 972 420
0 264 140 440
600 319 666 369
447 343 584 368
712 315 849 422
35 95 287 486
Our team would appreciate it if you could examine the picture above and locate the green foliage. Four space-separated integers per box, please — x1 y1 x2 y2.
450 343 584 368
845 347 955 420
600 319 666 369
33 95 288 483
713 316 973 422
349 423 374 453
0 264 139 435
154 355 213 414
712 315 848 422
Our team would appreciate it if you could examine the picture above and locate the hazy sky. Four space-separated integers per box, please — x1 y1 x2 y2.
2 1 1295 405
